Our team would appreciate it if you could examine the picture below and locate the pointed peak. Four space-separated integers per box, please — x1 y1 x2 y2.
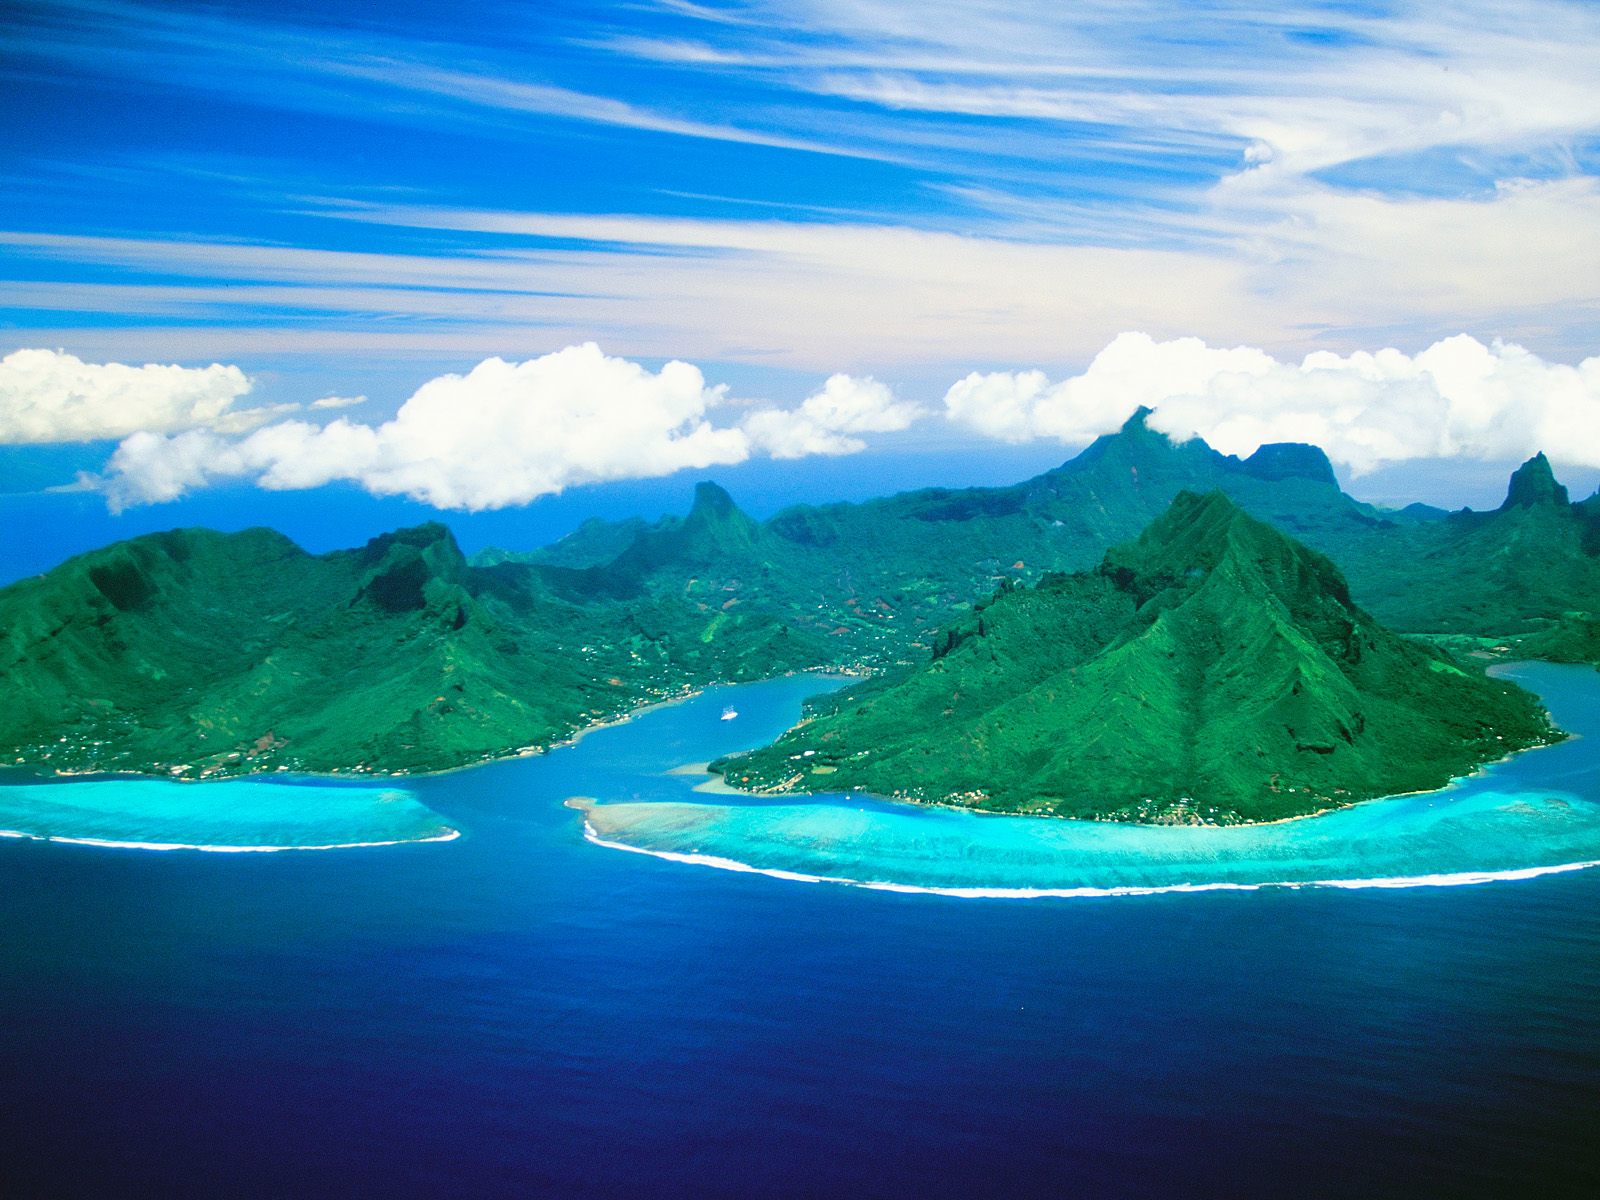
1109 490 1243 565
1500 453 1568 510
1114 488 1338 578
610 479 759 567
1165 488 1244 524
1137 490 1260 556
1121 405 1157 435
689 480 739 519
1067 405 1197 471
1242 442 1339 487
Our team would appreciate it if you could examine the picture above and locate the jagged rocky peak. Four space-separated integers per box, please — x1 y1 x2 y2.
683 480 759 544
1120 405 1158 435
689 480 741 519
354 522 470 612
1500 452 1569 510
1242 442 1340 487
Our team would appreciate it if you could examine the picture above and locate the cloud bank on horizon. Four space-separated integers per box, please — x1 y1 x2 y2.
945 334 1600 476
5 335 1599 511
87 345 919 511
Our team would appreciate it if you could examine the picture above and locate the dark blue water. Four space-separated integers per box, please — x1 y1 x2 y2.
3 674 1600 1198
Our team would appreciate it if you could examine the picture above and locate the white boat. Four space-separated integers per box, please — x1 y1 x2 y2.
720 707 739 721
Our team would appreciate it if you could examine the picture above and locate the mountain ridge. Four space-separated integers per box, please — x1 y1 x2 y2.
4 418 1598 794
713 492 1556 823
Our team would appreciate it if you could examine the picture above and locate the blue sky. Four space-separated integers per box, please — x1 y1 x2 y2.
2 0 1600 530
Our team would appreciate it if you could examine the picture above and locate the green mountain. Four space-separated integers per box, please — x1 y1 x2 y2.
481 410 1419 667
477 515 648 570
486 418 1600 660
6 412 1598 788
713 493 1555 824
1336 453 1600 637
0 521 830 778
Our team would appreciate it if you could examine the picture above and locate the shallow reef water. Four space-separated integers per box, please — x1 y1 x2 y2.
0 774 454 850
579 662 1600 896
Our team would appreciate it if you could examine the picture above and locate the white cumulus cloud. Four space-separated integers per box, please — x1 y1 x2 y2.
0 348 258 444
945 332 1600 474
101 344 917 511
743 373 922 458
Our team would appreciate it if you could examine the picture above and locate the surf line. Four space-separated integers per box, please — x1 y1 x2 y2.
0 827 461 853
579 821 1600 899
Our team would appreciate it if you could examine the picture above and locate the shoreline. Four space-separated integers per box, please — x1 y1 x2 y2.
7 661 1571 831
705 738 1563 830
687 662 1572 829
6 667 862 787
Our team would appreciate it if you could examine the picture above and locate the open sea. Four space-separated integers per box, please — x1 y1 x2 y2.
3 667 1600 1198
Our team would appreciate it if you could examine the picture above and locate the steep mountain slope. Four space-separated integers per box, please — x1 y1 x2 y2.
1342 454 1600 635
9 418 1599 785
0 522 830 778
482 410 1416 666
714 493 1555 824
485 419 1600 659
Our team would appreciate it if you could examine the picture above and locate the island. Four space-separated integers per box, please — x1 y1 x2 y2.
712 492 1557 824
2 414 1596 809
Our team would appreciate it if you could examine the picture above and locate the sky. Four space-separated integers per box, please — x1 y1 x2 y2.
3 0 1600 546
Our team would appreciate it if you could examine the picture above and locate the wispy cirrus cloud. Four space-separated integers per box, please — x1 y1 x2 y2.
5 163 1599 375
2 0 891 164
601 0 1600 223
2 0 1597 394
316 58 889 161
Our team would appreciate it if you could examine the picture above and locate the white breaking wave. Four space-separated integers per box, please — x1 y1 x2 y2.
0 826 461 853
581 822 1600 899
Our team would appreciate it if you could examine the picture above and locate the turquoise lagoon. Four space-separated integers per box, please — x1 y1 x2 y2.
578 662 1600 896
7 661 1599 887
0 774 456 850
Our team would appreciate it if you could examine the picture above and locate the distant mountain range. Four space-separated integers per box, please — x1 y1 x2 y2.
3 411 1596 816
490 408 1600 645
713 492 1555 824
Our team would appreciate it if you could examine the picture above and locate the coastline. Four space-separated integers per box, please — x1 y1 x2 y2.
5 666 863 786
7 662 1567 832
703 739 1564 830
696 660 1570 829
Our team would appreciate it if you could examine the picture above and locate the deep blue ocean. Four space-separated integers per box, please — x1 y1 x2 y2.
4 674 1600 1199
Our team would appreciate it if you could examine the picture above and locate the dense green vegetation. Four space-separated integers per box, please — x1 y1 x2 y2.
482 410 1434 671
1338 455 1600 637
486 412 1600 660
0 517 831 778
715 493 1557 823
4 408 1599 820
